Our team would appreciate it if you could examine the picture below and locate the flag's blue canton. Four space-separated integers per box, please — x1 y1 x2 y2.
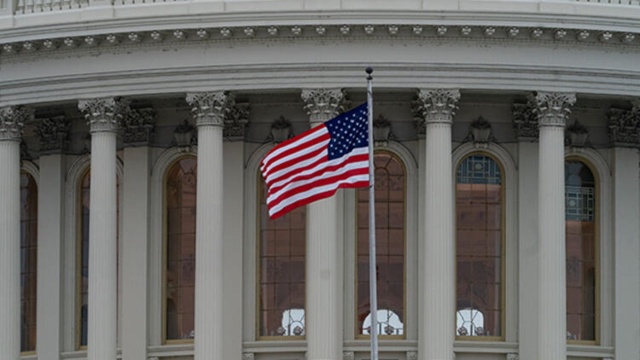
325 103 369 161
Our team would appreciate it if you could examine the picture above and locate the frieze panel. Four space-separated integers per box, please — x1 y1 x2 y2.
35 115 70 152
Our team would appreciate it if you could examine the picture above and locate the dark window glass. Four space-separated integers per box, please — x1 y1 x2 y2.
456 154 503 338
357 152 405 336
258 177 306 337
565 161 596 341
20 173 37 352
165 157 197 341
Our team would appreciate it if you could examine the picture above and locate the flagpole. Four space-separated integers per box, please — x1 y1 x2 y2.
365 67 379 360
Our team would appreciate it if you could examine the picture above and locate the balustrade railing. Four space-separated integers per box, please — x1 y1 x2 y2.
4 0 640 16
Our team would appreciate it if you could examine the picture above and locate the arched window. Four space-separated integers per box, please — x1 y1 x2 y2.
357 152 405 337
20 172 37 353
164 157 197 341
565 160 597 342
77 170 120 347
258 176 306 338
455 154 503 339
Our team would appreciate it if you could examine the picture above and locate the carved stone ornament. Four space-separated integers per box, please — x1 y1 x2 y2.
270 116 292 143
35 115 70 153
512 102 538 140
78 97 128 133
608 100 640 146
224 103 250 140
533 92 576 127
406 351 418 360
506 354 519 360
121 108 156 146
415 89 461 125
173 119 195 151
0 106 32 141
301 88 346 124
242 353 255 360
342 351 354 360
469 116 493 146
186 91 235 128
373 114 392 146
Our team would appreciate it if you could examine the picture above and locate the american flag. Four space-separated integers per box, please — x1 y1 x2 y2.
260 103 370 219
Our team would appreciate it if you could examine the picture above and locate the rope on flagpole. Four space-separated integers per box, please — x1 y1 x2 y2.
365 66 379 360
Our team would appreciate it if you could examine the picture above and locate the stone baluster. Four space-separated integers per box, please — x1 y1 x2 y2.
0 106 30 360
301 88 346 360
416 89 460 360
534 92 575 360
78 97 126 360
186 91 234 360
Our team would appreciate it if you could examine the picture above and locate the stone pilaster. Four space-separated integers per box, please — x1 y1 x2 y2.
35 116 70 154
534 92 575 360
512 102 540 360
608 100 640 147
120 108 156 146
611 100 640 360
224 103 250 140
0 106 29 360
301 88 346 360
78 97 125 360
186 91 234 360
416 89 460 360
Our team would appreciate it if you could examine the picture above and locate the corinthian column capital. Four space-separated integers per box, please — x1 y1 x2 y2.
0 106 32 141
533 92 576 127
78 97 128 133
186 91 235 127
301 88 346 125
416 89 461 125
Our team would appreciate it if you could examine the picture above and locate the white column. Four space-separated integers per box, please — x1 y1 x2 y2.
121 146 152 360
78 98 123 360
417 89 460 360
534 92 575 360
301 88 346 360
609 102 640 360
0 106 28 360
186 92 233 360
35 115 70 360
512 104 540 360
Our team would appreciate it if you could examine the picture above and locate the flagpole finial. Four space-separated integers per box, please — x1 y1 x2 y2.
366 67 373 79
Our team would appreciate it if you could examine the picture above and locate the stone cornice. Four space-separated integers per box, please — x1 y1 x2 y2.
2 23 640 59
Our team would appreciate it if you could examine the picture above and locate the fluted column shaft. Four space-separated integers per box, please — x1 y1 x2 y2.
0 108 24 360
418 89 459 360
302 89 345 360
187 92 231 360
79 98 121 360
535 92 575 360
